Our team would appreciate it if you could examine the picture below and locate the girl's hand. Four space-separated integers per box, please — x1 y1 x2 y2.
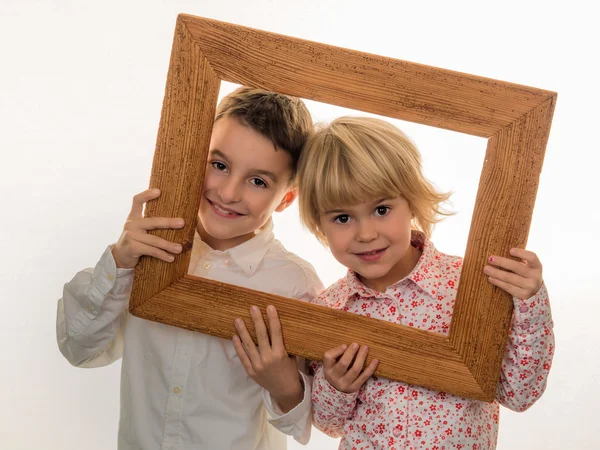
322 344 379 394
233 305 302 413
484 248 543 300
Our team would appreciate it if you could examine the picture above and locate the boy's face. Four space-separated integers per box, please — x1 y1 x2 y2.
319 196 420 292
197 116 297 251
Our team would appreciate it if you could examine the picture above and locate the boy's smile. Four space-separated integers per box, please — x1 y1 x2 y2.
198 116 297 251
207 198 246 218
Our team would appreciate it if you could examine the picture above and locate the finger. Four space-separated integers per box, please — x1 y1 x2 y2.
323 345 348 369
487 255 533 278
250 306 271 352
336 344 360 374
349 359 379 392
266 305 285 353
232 335 255 376
344 345 370 382
129 217 185 232
126 231 183 255
487 276 530 300
234 318 261 362
483 264 532 289
127 240 177 263
509 248 542 269
129 189 161 219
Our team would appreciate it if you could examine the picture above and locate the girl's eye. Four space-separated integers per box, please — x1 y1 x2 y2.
333 214 351 224
250 178 268 188
375 206 390 216
211 161 227 171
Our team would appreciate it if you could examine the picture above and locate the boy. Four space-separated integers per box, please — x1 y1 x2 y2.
56 87 323 449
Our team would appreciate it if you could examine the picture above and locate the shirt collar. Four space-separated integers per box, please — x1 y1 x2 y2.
190 219 274 276
344 230 442 303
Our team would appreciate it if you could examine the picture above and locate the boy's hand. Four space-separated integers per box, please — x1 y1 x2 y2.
233 305 302 414
112 188 185 269
484 248 543 300
323 344 379 394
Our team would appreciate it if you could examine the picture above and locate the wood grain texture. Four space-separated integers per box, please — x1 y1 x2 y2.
129 14 557 401
129 18 220 310
180 14 555 138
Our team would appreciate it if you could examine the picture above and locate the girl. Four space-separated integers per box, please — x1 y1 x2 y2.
297 116 554 449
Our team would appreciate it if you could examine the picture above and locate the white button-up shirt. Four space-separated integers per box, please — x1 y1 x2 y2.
57 221 323 450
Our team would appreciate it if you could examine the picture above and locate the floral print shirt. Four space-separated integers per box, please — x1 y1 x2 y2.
310 232 554 450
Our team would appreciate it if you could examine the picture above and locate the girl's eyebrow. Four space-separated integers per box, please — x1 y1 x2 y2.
323 208 347 215
209 149 278 182
373 197 392 205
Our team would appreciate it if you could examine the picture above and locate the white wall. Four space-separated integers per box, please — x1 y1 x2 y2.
1 0 597 449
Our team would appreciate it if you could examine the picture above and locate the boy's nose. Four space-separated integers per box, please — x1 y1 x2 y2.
217 179 243 203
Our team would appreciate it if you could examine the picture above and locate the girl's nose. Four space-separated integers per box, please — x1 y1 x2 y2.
356 221 378 242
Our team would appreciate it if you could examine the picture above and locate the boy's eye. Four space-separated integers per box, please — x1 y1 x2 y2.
333 214 351 224
250 178 268 188
211 161 227 171
375 206 390 216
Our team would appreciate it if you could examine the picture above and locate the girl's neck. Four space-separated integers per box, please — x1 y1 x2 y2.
358 244 422 292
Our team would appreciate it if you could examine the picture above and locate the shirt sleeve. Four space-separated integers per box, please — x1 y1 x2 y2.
310 362 359 438
56 245 133 368
496 283 555 411
261 263 324 443
263 364 313 445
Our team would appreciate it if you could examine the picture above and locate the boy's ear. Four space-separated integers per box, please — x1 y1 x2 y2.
275 188 298 212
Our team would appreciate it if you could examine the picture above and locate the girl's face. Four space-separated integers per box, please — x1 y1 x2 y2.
319 196 421 292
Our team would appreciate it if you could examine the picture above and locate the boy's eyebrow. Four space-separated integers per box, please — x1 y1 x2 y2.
209 149 279 182
209 149 230 162
252 169 279 182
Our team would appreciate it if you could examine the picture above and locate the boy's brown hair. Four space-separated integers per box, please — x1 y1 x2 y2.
215 86 313 179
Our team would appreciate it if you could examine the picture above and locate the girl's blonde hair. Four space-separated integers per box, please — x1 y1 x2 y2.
298 116 452 245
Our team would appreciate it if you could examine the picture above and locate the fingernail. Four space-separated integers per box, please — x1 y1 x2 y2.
341 344 347 350
174 244 182 252
152 188 160 194
251 306 260 314
489 257 493 262
167 255 175 262
351 343 358 350
176 219 185 227
267 305 275 313
235 318 242 327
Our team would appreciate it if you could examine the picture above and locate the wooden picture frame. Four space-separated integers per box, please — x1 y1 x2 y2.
129 13 556 401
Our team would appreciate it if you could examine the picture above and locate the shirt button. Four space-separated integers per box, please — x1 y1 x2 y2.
223 259 231 267
519 305 529 313
203 262 211 269
393 426 402 437
107 273 115 281
173 386 181 394
87 305 95 313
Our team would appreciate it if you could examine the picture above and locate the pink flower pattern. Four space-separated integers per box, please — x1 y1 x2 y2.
310 232 554 449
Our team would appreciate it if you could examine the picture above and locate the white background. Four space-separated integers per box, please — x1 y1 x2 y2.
1 0 598 449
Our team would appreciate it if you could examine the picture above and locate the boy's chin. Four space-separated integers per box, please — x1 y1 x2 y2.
201 222 256 245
